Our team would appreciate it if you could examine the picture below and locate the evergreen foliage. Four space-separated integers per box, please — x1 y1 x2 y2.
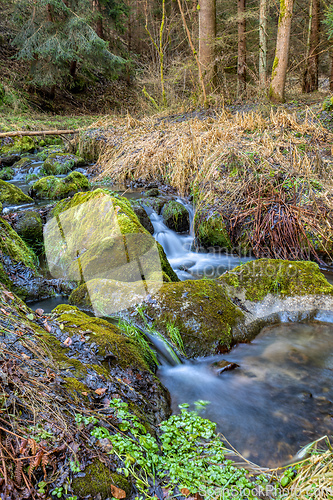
12 0 126 87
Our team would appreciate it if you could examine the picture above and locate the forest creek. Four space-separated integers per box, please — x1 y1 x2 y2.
1 107 333 500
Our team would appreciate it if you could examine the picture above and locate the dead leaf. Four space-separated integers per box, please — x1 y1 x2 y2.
44 320 51 333
181 489 190 497
35 308 44 316
95 388 107 396
110 484 126 499
0 308 9 316
82 392 88 396
63 337 72 347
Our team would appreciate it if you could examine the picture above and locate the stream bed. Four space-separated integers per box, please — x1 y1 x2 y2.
159 320 333 467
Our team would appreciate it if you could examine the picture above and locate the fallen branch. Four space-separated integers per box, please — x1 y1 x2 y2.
0 129 80 138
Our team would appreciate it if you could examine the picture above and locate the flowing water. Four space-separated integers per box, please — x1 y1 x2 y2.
159 320 333 467
149 200 253 280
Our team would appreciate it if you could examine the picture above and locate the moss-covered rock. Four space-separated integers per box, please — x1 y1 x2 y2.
141 196 168 214
14 210 43 253
0 154 20 166
29 171 89 200
0 136 36 155
130 201 154 234
194 207 232 249
0 217 37 270
12 157 33 171
72 460 131 500
162 200 190 233
36 145 63 161
46 189 178 283
0 167 14 180
43 153 86 175
127 279 244 357
219 258 333 301
0 179 33 205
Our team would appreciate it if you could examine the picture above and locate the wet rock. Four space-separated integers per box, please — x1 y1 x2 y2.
145 187 160 197
43 153 86 175
130 202 154 234
0 179 33 205
209 359 240 375
14 210 43 253
0 167 14 180
29 171 89 200
141 196 168 214
162 200 190 233
12 157 33 172
194 207 232 250
0 154 20 166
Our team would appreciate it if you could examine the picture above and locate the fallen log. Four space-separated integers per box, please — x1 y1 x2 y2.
0 129 80 138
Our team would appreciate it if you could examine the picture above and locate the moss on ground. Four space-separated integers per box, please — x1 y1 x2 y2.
29 171 89 200
0 136 35 155
72 460 131 499
219 258 333 301
0 179 33 205
0 167 14 180
53 304 151 371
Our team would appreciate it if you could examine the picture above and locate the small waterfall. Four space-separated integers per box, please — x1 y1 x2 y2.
148 204 253 280
134 324 182 366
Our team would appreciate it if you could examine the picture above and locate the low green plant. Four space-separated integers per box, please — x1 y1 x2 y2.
117 318 158 365
76 399 270 500
166 321 185 355
51 486 63 498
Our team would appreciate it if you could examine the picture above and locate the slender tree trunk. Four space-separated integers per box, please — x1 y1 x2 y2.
70 60 77 78
237 0 246 97
269 0 294 103
259 0 267 88
302 0 319 93
46 3 54 22
94 0 104 39
199 0 216 91
330 50 333 92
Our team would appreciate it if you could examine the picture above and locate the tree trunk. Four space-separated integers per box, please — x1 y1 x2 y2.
199 0 216 92
269 0 294 103
95 0 104 39
259 0 267 88
70 60 77 78
330 50 333 92
237 0 246 97
302 0 319 93
46 3 54 22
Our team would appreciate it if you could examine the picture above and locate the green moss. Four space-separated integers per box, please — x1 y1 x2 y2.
0 136 35 155
272 56 279 78
29 171 89 200
12 157 32 170
0 217 37 269
0 179 33 205
49 189 178 283
194 209 232 249
162 200 189 232
0 262 11 288
52 304 151 371
135 279 244 357
36 146 63 161
72 460 131 500
219 259 333 301
64 377 90 401
43 153 85 175
0 167 14 180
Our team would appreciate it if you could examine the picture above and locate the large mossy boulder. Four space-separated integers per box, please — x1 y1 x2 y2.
0 179 33 205
43 153 86 175
0 136 35 155
36 145 63 161
162 200 190 233
29 171 89 200
219 258 333 301
194 207 232 249
12 157 33 172
46 189 178 284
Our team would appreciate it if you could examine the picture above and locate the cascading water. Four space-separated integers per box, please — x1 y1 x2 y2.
148 199 252 280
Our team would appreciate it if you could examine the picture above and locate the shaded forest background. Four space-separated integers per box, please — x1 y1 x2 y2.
1 0 333 115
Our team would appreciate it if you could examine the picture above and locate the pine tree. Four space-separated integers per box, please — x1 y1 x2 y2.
12 0 125 88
